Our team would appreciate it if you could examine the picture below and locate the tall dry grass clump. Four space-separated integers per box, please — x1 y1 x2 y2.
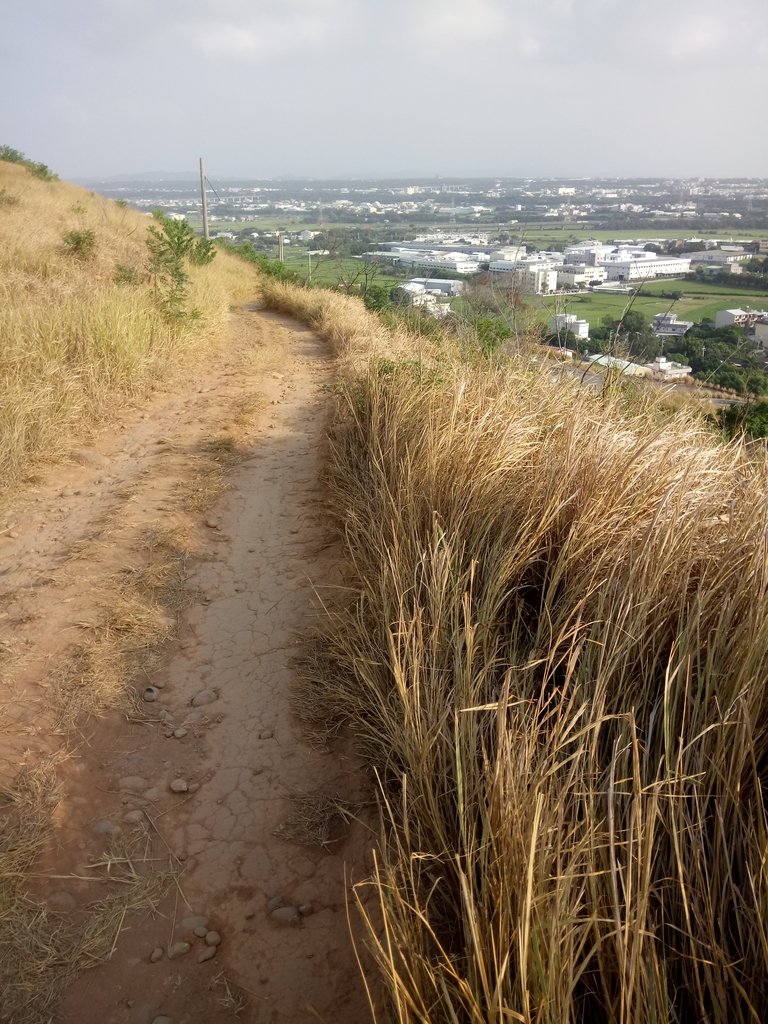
0 159 256 494
302 346 768 1022
259 278 451 370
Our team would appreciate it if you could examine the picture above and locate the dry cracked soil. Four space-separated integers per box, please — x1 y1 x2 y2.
0 306 374 1024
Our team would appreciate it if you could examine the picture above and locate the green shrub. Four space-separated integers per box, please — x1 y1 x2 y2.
61 228 97 261
114 264 141 286
145 215 215 321
0 145 57 181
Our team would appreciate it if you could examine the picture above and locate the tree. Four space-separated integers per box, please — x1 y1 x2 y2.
146 215 215 321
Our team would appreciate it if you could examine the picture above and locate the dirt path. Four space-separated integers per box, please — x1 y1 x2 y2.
0 307 372 1024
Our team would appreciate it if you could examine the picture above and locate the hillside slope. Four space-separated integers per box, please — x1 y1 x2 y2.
0 158 257 494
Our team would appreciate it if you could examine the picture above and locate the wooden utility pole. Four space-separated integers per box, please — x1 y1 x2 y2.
199 157 210 239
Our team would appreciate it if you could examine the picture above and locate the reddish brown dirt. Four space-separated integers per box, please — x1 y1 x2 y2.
0 308 374 1024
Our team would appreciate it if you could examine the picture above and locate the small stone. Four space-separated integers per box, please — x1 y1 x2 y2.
270 906 301 926
91 819 121 837
182 915 209 931
205 931 221 946
167 941 190 960
298 903 315 917
266 896 283 912
118 776 146 793
173 728 188 739
170 779 189 794
244 909 255 920
193 925 208 938
158 709 172 721
163 728 174 738
259 728 274 740
72 447 110 469
150 947 164 963
197 946 217 963
143 787 161 802
191 689 217 707
8 530 19 539
123 810 145 825
48 890 76 912
188 782 200 793
183 710 205 726
143 686 159 702
204 516 220 529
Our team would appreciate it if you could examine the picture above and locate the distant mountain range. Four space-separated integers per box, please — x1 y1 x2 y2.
78 170 200 184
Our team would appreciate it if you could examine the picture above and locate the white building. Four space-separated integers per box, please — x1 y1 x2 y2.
652 312 693 338
490 264 558 295
597 251 691 281
389 249 480 274
490 246 527 261
550 313 589 340
408 278 465 296
715 308 768 330
686 249 751 265
556 265 607 288
564 243 618 266
392 283 451 317
646 355 692 380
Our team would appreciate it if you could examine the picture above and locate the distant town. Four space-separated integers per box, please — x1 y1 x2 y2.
89 174 768 396
89 174 768 232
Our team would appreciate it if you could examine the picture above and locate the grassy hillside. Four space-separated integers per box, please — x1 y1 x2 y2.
262 281 768 1024
0 158 257 495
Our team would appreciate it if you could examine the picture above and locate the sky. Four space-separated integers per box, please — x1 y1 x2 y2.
1 0 767 181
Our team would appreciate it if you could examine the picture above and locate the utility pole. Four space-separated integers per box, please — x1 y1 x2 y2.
199 157 209 240
307 250 312 283
277 232 285 261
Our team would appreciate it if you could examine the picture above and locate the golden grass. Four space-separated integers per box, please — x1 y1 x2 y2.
0 159 257 496
261 279 768 1022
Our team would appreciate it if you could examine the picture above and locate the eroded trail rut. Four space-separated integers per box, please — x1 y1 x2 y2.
1 308 371 1024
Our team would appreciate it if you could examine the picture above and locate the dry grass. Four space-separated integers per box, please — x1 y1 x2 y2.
0 759 172 1024
265 277 768 1023
259 279 447 372
0 159 257 497
273 792 359 848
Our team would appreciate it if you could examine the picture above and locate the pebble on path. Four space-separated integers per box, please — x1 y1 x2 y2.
191 688 218 707
117 776 146 793
170 779 189 793
150 947 164 963
205 931 221 946
91 819 121 837
167 941 190 960
197 946 217 963
270 906 301 926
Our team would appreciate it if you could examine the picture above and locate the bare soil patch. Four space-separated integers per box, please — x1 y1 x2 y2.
0 307 371 1024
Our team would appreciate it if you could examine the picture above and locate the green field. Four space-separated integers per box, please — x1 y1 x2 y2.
281 251 402 290
184 213 768 247
529 277 768 333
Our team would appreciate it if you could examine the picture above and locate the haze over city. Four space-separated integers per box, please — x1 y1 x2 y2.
2 0 767 181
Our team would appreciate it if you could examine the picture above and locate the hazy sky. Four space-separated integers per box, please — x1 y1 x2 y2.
2 0 766 180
